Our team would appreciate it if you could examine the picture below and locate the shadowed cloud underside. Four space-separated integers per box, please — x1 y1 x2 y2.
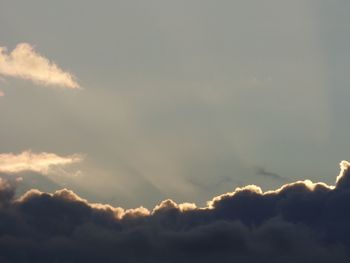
0 161 349 262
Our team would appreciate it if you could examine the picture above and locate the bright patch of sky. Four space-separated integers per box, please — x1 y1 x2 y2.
0 0 349 207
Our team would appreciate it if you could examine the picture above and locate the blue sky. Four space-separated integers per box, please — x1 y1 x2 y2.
0 0 349 208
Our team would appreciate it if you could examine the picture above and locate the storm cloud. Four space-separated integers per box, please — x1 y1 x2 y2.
0 161 350 262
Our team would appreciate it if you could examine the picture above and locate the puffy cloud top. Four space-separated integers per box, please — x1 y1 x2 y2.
0 161 350 262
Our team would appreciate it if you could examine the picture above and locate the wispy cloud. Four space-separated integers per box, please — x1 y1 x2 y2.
0 150 83 175
255 166 288 182
0 43 79 89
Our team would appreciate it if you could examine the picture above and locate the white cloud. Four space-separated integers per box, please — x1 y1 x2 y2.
336 160 350 184
0 150 83 175
0 43 79 89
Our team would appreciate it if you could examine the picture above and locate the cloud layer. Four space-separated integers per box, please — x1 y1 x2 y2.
0 161 349 262
0 150 83 175
0 43 79 88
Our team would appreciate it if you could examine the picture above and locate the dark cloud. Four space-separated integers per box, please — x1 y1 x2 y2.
0 162 350 262
255 166 288 182
0 172 61 196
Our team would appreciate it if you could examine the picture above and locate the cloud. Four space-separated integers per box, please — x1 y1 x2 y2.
0 150 83 175
255 166 288 182
0 161 350 262
0 43 79 88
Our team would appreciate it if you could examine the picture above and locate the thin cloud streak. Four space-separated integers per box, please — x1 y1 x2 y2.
0 150 83 175
255 166 288 182
0 43 80 89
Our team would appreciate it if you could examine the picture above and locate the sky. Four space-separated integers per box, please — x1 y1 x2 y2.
0 0 350 209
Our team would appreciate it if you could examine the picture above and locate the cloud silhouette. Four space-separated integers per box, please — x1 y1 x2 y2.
0 43 79 89
0 161 349 262
255 166 288 182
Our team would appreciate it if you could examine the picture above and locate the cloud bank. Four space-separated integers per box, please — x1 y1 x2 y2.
0 43 79 88
0 150 83 175
0 161 350 262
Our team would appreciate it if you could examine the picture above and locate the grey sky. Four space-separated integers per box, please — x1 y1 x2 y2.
0 0 349 207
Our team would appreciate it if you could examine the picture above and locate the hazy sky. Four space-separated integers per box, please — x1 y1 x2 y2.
0 0 349 208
